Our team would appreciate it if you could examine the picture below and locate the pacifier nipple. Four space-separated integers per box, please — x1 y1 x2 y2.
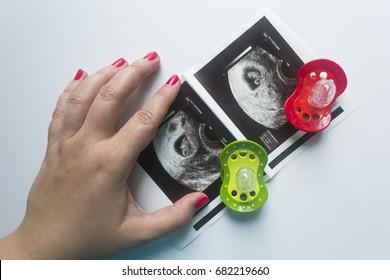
236 167 256 193
309 79 336 108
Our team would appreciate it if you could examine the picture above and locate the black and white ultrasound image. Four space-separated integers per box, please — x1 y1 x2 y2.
137 82 235 203
195 17 304 153
228 46 297 130
153 110 222 191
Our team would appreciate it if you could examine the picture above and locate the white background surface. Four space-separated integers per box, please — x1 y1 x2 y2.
0 0 389 259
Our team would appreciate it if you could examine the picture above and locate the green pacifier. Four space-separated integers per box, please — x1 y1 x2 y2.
219 140 268 213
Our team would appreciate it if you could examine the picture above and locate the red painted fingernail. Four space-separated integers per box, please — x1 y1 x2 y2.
143 51 158 61
165 74 179 86
195 194 209 210
111 58 126 68
73 69 83 81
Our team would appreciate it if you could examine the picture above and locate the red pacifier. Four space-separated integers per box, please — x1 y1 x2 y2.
284 59 347 132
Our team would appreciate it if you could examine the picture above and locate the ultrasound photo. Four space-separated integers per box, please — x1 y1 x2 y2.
138 82 235 203
194 16 304 153
153 110 222 191
227 46 296 130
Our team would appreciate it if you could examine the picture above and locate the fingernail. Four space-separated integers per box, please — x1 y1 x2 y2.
73 69 83 81
111 58 126 68
195 194 209 210
165 74 179 86
143 51 158 61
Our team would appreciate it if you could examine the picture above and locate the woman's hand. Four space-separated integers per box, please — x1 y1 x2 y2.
0 52 209 259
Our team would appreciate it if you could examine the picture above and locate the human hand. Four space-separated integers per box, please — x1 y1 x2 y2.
0 52 209 259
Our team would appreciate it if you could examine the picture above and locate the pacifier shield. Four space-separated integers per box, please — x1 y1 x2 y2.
219 140 268 213
284 59 347 132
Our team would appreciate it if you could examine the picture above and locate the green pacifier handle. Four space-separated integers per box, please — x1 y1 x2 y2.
219 140 268 213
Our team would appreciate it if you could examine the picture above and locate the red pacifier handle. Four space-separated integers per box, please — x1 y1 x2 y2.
284 59 347 132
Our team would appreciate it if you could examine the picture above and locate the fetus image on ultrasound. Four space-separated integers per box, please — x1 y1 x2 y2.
228 46 296 130
153 110 223 191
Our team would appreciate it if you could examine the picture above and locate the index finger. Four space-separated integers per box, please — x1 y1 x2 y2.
115 74 180 163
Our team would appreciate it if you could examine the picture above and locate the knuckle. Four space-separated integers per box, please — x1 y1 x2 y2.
133 108 158 127
68 93 84 105
51 107 65 119
98 82 122 101
67 87 87 105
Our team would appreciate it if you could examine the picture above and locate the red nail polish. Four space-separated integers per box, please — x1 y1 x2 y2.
74 69 83 81
195 195 209 210
111 58 126 68
165 74 179 86
143 51 158 61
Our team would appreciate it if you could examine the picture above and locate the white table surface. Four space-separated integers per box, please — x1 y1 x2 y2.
1 0 389 259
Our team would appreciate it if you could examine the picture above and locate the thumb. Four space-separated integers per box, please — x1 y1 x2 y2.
134 192 209 242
